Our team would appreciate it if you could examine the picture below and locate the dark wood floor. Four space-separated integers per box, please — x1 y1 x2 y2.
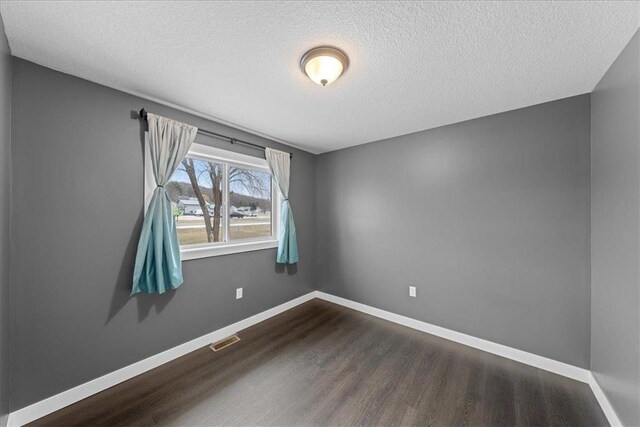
30 299 608 426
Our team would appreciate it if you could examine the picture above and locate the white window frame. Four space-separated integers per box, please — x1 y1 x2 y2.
145 142 280 261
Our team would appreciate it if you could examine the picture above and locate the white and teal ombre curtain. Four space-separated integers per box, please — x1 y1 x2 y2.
265 148 298 264
132 113 198 295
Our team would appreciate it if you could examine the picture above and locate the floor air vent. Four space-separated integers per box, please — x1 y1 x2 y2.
210 334 241 352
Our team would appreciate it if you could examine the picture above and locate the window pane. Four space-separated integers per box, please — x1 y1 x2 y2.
228 167 272 240
166 157 224 245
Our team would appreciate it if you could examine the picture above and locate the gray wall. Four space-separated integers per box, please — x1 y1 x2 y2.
591 30 640 427
317 94 592 368
9 58 316 410
0 12 11 427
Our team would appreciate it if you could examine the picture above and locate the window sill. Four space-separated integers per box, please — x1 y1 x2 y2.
180 240 279 261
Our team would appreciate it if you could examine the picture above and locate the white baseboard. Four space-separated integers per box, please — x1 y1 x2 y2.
7 291 317 427
8 291 621 427
589 372 623 426
315 292 591 383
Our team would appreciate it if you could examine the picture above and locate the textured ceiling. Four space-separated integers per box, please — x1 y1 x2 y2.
1 1 639 153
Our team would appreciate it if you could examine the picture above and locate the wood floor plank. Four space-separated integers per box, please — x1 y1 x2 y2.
28 299 609 427
513 368 550 426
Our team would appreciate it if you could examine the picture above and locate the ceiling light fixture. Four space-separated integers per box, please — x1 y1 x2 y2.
300 46 349 87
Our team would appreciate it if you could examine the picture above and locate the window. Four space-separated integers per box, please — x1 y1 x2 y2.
145 143 279 260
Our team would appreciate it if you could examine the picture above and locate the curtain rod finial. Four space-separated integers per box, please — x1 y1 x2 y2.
139 108 147 120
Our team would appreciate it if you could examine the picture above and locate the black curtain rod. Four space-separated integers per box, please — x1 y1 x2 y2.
137 108 292 159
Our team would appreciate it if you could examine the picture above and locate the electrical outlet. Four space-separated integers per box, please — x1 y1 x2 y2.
236 288 243 299
409 286 417 298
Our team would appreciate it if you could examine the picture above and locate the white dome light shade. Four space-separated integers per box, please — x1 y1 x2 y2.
300 46 349 87
304 56 343 86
